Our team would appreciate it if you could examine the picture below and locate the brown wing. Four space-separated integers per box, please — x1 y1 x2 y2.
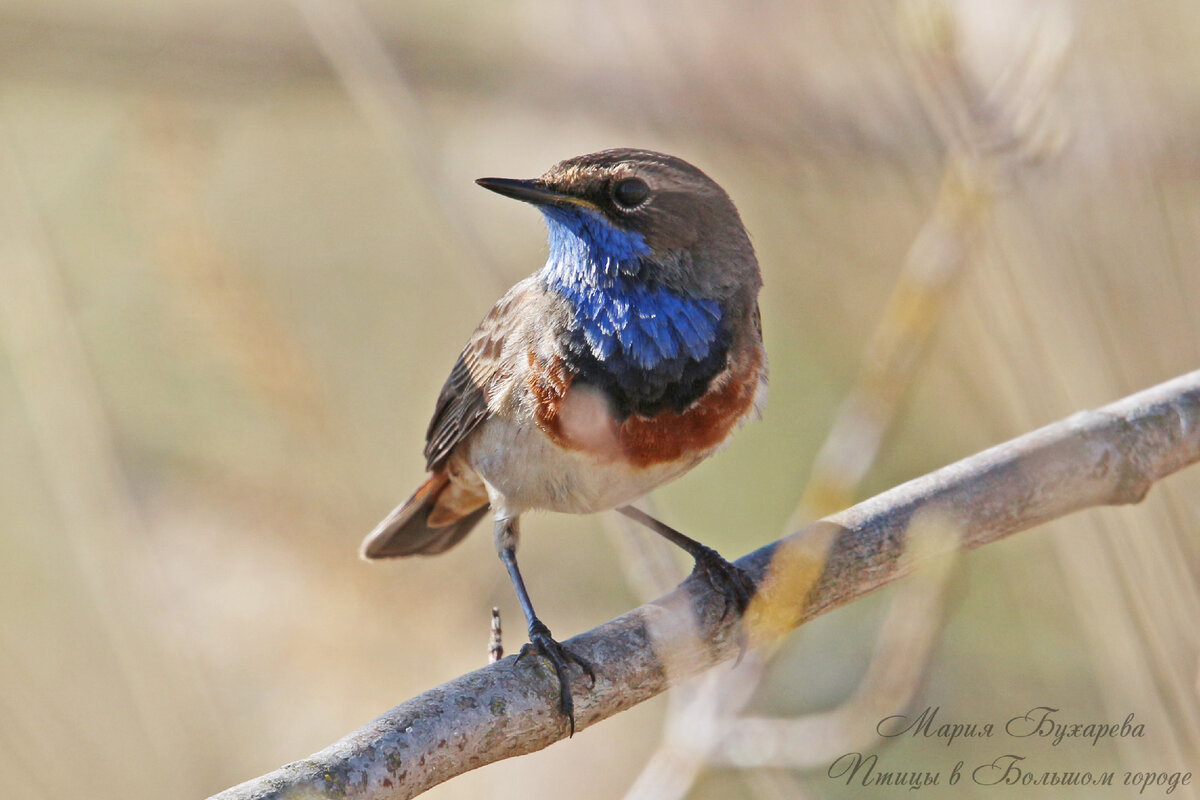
423 351 489 470
422 280 531 470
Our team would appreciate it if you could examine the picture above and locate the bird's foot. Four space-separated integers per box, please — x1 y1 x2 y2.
691 545 756 621
515 619 596 736
691 546 757 665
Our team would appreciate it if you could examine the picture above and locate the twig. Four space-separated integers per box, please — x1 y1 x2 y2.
488 608 503 664
210 369 1200 800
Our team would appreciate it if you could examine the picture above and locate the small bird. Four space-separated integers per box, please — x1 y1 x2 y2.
362 149 767 733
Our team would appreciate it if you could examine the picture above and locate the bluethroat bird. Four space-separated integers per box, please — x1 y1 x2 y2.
361 149 767 734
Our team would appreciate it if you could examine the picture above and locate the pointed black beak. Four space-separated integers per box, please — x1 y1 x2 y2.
475 177 593 210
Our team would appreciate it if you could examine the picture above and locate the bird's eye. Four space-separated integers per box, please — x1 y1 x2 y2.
611 177 650 210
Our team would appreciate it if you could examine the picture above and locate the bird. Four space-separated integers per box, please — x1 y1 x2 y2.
361 148 767 734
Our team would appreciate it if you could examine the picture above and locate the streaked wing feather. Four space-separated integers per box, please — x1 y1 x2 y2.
423 353 489 469
422 281 532 469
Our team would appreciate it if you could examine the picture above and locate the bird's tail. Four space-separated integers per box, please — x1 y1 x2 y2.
360 470 490 559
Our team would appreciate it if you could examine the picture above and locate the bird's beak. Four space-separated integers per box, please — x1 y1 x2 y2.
475 177 595 210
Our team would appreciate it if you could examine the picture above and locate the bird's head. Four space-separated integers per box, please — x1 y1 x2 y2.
477 149 760 303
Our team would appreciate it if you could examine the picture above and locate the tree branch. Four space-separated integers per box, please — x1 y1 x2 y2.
211 370 1200 800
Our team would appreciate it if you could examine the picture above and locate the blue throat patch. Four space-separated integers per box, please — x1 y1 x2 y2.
538 206 728 416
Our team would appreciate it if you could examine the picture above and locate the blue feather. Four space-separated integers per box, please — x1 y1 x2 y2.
539 206 722 381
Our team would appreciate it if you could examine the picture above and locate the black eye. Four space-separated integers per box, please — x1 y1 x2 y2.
611 177 650 209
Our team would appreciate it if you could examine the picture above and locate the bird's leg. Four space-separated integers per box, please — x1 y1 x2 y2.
616 505 755 619
495 517 595 735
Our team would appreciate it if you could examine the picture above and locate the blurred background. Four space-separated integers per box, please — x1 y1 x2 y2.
1 0 1198 798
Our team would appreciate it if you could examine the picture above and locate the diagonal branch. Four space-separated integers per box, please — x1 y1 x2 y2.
211 369 1200 800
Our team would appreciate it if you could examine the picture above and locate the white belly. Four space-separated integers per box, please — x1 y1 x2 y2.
464 415 707 518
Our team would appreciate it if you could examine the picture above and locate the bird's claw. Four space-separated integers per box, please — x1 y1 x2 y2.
515 619 596 736
691 546 756 621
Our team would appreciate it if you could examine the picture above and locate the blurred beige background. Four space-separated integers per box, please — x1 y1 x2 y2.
1 1 1198 798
